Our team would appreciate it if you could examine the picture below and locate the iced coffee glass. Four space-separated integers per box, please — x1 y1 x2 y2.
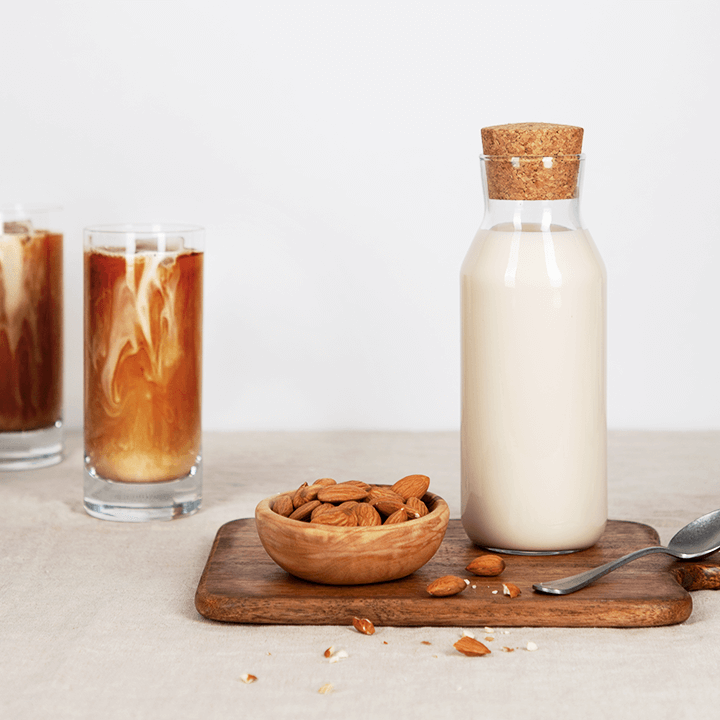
83 224 203 521
0 205 63 470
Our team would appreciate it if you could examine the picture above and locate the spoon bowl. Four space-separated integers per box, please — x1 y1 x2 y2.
533 509 720 595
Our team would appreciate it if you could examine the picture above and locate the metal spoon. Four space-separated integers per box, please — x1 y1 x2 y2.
533 509 720 595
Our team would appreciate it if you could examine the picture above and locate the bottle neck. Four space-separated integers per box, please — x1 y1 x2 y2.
479 154 585 231
480 197 584 232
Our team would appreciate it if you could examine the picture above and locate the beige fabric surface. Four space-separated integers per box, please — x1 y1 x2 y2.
1 430 719 719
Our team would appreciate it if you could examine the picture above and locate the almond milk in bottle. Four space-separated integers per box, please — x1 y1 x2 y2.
461 123 607 553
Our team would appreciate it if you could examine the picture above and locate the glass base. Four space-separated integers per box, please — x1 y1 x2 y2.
83 460 202 522
0 421 64 470
481 545 581 556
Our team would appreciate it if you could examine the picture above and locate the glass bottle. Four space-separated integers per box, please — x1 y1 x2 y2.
460 123 607 554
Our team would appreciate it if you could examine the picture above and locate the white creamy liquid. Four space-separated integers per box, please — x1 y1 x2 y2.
461 224 607 552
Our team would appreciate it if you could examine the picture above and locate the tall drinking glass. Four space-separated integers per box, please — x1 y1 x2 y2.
83 224 203 521
0 205 63 469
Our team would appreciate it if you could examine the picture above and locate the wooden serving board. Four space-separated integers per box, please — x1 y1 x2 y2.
195 519 720 628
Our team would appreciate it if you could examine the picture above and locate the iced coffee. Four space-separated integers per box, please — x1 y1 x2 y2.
0 208 63 469
83 225 203 521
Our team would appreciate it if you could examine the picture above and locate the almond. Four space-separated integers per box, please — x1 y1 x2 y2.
292 483 309 508
337 501 360 514
354 503 382 526
402 503 422 519
272 494 294 517
239 673 258 683
426 575 467 597
466 554 505 577
383 508 408 525
365 487 405 504
311 502 336 520
370 497 405 516
502 582 521 598
343 480 371 490
317 484 369 503
312 477 337 486
289 499 321 521
453 637 491 656
405 496 429 518
391 474 430 501
310 508 358 527
352 617 375 635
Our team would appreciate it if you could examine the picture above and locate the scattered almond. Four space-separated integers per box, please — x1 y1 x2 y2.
318 683 334 695
239 674 257 684
391 474 430 501
466 554 505 577
502 582 521 598
453 636 491 656
426 575 467 597
324 646 334 658
501 646 515 653
421 641 431 645
526 641 538 651
352 617 375 635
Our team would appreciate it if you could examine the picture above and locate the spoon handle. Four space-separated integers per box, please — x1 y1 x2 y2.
533 546 669 595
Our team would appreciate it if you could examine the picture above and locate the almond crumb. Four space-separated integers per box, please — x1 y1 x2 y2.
328 649 348 664
502 582 521 598
318 683 334 695
323 646 334 658
421 641 432 645
501 646 515 653
484 627 494 633
491 590 498 594
526 641 538 652
485 636 494 642
461 629 475 639
239 674 257 684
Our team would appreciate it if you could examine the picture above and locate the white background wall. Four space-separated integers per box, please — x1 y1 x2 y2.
1 0 718 431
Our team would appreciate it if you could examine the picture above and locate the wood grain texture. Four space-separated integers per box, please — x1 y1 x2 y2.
195 519 720 628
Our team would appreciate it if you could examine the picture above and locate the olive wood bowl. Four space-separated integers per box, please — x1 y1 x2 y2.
255 490 450 585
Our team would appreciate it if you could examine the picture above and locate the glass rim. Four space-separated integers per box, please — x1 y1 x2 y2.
84 223 204 234
480 153 585 161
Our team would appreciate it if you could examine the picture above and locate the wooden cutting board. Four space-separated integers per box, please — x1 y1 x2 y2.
195 519 720 627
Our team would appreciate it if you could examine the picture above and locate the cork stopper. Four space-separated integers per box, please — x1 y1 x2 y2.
480 122 584 201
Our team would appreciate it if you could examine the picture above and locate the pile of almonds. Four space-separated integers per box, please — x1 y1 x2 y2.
271 475 432 527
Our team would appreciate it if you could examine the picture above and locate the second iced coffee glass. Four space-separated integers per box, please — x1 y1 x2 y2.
83 224 203 521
